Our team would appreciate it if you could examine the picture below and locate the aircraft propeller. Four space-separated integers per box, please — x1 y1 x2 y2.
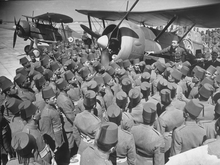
13 17 24 48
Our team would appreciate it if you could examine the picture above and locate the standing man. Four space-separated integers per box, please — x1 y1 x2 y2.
80 122 118 165
131 102 165 165
170 99 207 156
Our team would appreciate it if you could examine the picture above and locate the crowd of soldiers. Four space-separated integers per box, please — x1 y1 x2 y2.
1 35 220 165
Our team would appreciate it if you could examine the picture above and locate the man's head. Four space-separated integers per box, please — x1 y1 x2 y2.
42 86 57 105
211 51 218 61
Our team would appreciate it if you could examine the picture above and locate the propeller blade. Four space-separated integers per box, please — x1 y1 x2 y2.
80 24 101 39
13 30 17 48
17 19 21 26
14 17 16 25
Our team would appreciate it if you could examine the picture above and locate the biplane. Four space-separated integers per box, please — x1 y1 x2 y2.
11 12 81 56
76 0 220 66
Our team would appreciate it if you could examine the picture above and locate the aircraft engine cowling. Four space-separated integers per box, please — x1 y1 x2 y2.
17 20 30 39
101 20 146 61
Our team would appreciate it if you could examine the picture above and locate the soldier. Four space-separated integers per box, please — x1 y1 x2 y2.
74 90 101 154
80 122 118 165
107 104 136 165
131 102 165 165
170 99 207 156
56 78 81 160
14 73 36 102
40 86 65 164
5 97 24 136
19 100 52 164
204 51 220 69
7 132 42 165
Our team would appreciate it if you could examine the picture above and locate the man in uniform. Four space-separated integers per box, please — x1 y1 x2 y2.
74 90 101 154
107 104 136 165
131 102 165 165
40 86 65 164
80 122 118 165
170 99 207 156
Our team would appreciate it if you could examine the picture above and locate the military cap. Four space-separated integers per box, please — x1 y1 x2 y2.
67 87 81 102
5 97 22 115
107 104 122 125
116 91 127 109
155 61 166 73
50 61 60 72
144 65 153 73
11 132 36 157
93 61 102 71
160 89 172 105
214 99 220 115
163 67 173 79
80 56 88 64
19 100 37 120
121 78 132 94
65 70 75 81
117 68 127 77
0 76 13 91
140 82 151 98
16 67 28 77
83 90 96 107
61 57 69 65
87 80 98 92
132 58 140 65
182 61 191 68
128 88 142 107
106 66 115 76
76 62 84 72
141 72 150 82
200 77 214 86
123 60 131 69
207 65 216 75
115 59 123 67
194 67 205 80
167 82 177 99
19 57 29 65
40 55 50 67
43 69 53 81
94 76 104 86
56 78 68 91
97 122 118 150
14 73 27 86
79 67 90 79
103 72 112 84
184 99 203 118
65 60 77 71
110 62 120 70
35 65 44 74
34 74 46 88
199 83 214 99
143 102 157 124
171 69 182 81
180 66 190 76
172 35 179 42
157 78 168 91
42 86 55 100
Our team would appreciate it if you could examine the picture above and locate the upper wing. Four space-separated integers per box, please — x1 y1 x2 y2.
76 2 220 28
31 13 73 23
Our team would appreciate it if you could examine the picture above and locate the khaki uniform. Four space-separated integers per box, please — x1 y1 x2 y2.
170 121 206 156
74 110 101 154
131 124 165 165
198 101 215 121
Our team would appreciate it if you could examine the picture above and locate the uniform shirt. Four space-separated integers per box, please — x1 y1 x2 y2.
131 124 165 165
171 98 186 111
17 87 36 102
116 126 136 165
201 119 218 139
80 146 113 165
170 121 206 156
39 104 64 148
9 116 24 137
34 91 46 112
74 110 101 154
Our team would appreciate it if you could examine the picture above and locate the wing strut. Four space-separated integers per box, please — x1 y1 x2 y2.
61 22 67 42
154 15 177 42
178 23 195 44
87 14 94 43
102 19 106 29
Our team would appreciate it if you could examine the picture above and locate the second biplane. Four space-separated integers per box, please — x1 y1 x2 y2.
12 12 81 56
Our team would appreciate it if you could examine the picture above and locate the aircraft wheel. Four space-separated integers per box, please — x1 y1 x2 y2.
24 45 33 54
32 48 41 58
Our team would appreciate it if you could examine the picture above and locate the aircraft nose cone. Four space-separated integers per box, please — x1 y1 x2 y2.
97 35 108 49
